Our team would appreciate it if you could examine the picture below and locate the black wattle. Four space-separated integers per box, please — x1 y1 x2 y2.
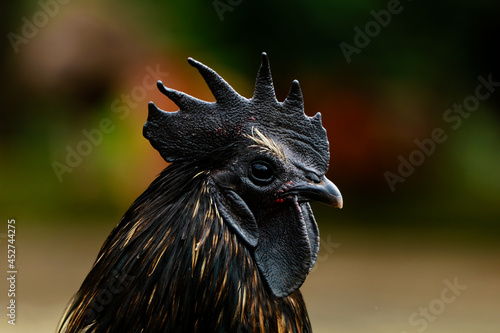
302 202 320 272
253 197 318 297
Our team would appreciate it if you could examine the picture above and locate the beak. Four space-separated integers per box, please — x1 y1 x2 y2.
285 177 343 209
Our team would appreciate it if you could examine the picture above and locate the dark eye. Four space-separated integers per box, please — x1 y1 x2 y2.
249 161 275 185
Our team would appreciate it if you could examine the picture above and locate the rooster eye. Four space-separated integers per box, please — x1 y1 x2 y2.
249 161 275 185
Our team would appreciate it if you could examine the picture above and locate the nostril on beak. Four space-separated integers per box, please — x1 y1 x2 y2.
307 173 321 184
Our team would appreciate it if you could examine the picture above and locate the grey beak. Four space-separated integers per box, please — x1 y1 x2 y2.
286 177 343 208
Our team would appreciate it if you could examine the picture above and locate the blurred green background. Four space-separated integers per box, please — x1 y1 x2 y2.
0 0 499 332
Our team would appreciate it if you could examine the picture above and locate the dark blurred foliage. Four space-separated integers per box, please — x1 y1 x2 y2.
1 0 499 235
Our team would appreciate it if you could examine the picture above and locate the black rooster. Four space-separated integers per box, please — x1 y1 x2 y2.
58 53 342 333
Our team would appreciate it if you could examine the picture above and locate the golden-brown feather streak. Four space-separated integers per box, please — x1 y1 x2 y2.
58 165 311 333
245 127 287 162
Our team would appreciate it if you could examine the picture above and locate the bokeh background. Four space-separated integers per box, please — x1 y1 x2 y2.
1 0 499 332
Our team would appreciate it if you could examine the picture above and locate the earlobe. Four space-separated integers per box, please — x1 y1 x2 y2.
214 190 259 248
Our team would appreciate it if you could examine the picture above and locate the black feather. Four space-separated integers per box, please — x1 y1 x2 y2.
59 150 311 332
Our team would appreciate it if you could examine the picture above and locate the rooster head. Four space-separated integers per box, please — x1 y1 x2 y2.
144 53 342 297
